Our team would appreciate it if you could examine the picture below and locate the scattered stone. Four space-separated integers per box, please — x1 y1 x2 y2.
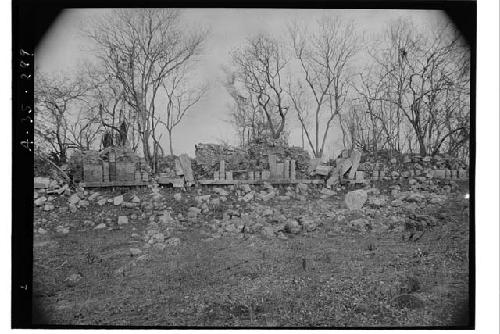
37 228 47 235
240 184 252 193
263 208 274 216
405 192 426 203
195 195 211 204
261 226 275 238
159 211 174 224
173 193 182 201
166 237 181 247
68 194 80 205
43 203 55 211
188 207 202 218
242 192 254 202
117 216 129 225
34 177 51 189
69 204 78 213
260 192 275 202
79 200 89 207
56 226 70 234
368 196 388 207
299 217 317 232
391 199 405 207
262 182 274 190
94 223 106 230
83 220 94 227
153 243 166 250
320 188 336 197
429 194 446 204
349 218 371 232
276 232 288 240
65 273 82 285
113 195 124 206
296 183 308 193
34 196 47 206
151 233 165 243
214 188 229 196
345 190 368 210
130 248 142 256
131 195 141 203
88 192 100 201
97 198 107 206
285 219 301 234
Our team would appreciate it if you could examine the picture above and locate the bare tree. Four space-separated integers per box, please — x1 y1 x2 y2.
159 65 208 155
223 68 282 146
369 19 470 156
83 67 133 148
230 34 290 142
34 72 89 164
67 105 103 151
86 9 207 166
288 17 358 158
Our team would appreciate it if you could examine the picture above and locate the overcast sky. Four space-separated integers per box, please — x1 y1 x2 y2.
36 8 448 158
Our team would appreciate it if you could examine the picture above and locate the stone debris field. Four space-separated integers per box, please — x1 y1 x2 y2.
33 149 470 327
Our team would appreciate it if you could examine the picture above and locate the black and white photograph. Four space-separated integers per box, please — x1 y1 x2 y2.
10 0 485 329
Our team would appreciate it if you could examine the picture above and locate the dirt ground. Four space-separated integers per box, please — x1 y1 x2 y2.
32 182 471 327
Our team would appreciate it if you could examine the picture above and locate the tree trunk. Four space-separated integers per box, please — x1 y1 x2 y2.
315 109 319 157
142 129 152 165
417 135 427 156
168 130 174 156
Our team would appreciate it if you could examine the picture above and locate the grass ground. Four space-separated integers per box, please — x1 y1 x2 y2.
32 183 471 327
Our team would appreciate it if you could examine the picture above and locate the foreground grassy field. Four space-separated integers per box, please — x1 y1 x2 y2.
32 183 471 327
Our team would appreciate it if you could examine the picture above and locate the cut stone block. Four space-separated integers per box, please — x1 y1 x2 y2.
219 160 225 179
348 150 362 179
314 165 331 176
34 177 50 189
433 170 446 178
290 160 296 180
308 158 322 174
355 171 365 181
276 162 284 179
178 154 194 181
269 155 278 178
326 175 340 188
458 169 468 179
284 160 290 179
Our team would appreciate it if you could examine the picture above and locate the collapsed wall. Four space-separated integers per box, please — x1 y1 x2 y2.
193 143 311 179
69 147 151 184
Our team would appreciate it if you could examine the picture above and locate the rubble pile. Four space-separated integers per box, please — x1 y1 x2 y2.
157 155 178 178
309 149 469 188
194 142 310 179
194 143 247 178
246 142 310 178
357 152 469 178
